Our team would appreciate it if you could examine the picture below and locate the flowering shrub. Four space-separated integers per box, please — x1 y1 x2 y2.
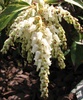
1 0 83 98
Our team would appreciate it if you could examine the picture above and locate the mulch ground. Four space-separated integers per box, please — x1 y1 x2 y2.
0 52 83 100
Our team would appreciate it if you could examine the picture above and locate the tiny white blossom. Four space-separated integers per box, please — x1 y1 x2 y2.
36 59 42 71
45 28 52 36
48 8 52 18
28 24 37 33
27 17 35 26
31 44 38 53
53 34 61 44
31 9 36 16
41 38 48 46
43 55 51 66
49 25 59 33
39 0 44 6
45 28 52 44
43 7 49 20
31 36 37 46
34 51 41 61
36 32 43 40
43 45 52 54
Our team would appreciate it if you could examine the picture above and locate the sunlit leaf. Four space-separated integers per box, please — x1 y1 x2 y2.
0 1 29 31
44 0 64 4
0 6 2 10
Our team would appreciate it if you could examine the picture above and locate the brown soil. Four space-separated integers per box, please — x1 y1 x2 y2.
0 51 83 100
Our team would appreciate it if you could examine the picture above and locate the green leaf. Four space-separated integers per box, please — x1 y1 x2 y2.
44 0 64 4
45 0 57 3
64 0 83 9
0 5 2 10
71 42 76 66
78 16 83 20
0 1 29 31
64 49 70 56
71 42 83 70
0 0 4 5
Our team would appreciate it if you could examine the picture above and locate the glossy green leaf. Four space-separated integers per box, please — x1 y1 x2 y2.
45 0 57 3
0 1 29 31
64 0 83 9
44 0 64 4
78 16 83 20
71 42 83 70
71 42 76 66
64 49 70 56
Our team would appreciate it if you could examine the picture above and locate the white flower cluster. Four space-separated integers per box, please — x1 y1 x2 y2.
1 0 82 98
56 6 83 34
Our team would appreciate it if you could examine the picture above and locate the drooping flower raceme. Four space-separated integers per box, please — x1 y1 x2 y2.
1 0 83 98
